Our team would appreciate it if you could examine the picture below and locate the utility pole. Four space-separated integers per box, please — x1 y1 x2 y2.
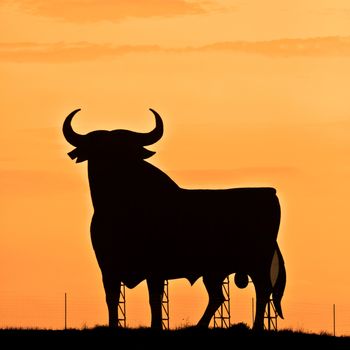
64 292 67 330
333 304 336 337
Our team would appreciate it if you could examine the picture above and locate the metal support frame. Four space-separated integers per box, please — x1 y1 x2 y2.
118 282 127 328
213 276 231 328
117 280 169 329
162 279 170 330
264 298 278 331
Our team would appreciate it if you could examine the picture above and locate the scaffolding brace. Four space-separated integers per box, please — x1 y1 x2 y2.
213 276 231 328
118 282 127 328
264 297 278 331
162 279 170 330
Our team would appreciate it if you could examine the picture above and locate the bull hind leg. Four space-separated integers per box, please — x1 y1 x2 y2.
102 275 121 328
197 274 226 328
147 278 164 329
251 272 272 331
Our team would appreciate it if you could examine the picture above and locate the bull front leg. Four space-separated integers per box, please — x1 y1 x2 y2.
102 275 121 328
147 277 164 329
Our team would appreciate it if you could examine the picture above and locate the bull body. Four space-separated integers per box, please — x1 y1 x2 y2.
63 108 286 330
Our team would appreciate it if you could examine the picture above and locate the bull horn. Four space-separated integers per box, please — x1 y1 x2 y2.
63 109 85 146
133 109 164 146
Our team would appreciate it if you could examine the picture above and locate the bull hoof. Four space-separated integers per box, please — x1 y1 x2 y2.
252 325 264 333
150 324 163 330
196 321 209 329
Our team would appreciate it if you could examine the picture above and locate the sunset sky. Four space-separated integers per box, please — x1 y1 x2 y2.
1 0 350 335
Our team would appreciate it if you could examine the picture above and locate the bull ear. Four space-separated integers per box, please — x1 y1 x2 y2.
141 147 156 159
67 147 88 163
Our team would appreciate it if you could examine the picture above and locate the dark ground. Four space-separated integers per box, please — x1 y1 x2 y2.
1 324 349 348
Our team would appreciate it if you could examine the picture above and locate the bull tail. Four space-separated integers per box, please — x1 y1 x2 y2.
270 243 286 319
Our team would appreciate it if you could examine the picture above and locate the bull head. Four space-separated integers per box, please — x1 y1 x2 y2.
63 108 163 163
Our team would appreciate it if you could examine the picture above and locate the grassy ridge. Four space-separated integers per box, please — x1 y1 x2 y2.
1 324 349 347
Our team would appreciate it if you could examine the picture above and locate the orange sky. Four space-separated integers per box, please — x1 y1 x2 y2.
1 0 350 335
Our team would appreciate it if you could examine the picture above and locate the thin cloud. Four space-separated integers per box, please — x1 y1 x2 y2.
6 0 209 22
198 36 350 57
173 167 298 179
169 167 298 188
0 42 163 62
1 37 350 63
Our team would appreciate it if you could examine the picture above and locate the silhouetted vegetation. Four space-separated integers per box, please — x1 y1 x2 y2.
0 323 349 347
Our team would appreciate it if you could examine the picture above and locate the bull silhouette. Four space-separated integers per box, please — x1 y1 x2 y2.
63 108 286 330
